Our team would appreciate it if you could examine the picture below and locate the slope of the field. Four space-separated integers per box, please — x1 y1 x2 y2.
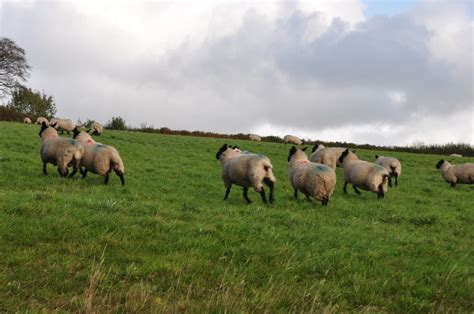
0 121 472 312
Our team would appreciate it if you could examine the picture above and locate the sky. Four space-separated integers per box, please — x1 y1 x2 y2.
0 0 473 146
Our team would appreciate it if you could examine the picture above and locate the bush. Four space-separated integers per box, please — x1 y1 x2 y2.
105 116 127 130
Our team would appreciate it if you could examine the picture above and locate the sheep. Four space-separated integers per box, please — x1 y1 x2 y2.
436 159 474 187
52 118 76 135
283 135 302 145
449 153 463 158
72 129 125 186
36 117 49 125
338 149 391 199
38 122 84 177
249 134 261 142
288 146 336 206
23 117 31 124
374 155 402 186
309 144 347 169
215 144 276 204
90 122 104 136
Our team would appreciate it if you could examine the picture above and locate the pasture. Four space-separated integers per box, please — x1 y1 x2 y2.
0 121 472 312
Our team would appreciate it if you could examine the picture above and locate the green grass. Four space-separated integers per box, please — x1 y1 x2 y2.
0 121 472 312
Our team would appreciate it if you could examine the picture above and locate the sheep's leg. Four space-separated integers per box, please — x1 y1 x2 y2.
377 185 385 199
115 169 125 186
104 172 110 185
80 168 88 178
294 189 298 198
259 188 268 204
450 182 456 188
224 186 232 200
305 194 311 202
343 182 348 194
321 196 329 206
387 176 392 188
264 178 274 204
394 174 398 186
43 162 48 175
353 185 361 194
243 187 252 204
69 167 78 178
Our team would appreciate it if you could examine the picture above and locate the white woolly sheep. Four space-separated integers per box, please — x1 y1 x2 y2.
249 134 261 142
309 144 347 169
449 154 463 158
339 149 391 199
52 118 76 135
73 129 125 186
90 122 104 136
283 135 302 145
436 159 474 187
215 144 276 204
36 117 49 125
23 117 31 124
374 155 402 186
39 122 84 177
288 146 336 206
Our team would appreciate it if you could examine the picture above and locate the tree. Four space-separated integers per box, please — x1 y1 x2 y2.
106 116 127 130
0 38 31 97
8 86 56 118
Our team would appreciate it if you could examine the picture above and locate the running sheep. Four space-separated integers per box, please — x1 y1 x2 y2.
72 129 125 186
39 122 84 177
436 159 474 187
23 117 31 124
215 144 276 204
283 135 302 145
36 117 49 125
309 143 347 169
52 118 76 135
374 155 402 186
288 146 336 206
339 149 391 199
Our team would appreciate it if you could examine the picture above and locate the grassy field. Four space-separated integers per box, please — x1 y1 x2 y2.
0 121 472 312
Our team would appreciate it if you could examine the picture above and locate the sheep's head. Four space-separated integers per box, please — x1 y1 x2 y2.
375 154 379 159
436 159 449 169
38 121 49 138
216 144 229 160
72 127 80 139
311 144 320 153
288 146 307 162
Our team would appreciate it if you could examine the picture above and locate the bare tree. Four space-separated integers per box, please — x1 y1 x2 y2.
0 38 31 97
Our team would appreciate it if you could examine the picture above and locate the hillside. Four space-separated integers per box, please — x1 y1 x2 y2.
0 121 472 312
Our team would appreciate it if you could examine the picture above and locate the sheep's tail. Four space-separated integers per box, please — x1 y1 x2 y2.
262 160 276 183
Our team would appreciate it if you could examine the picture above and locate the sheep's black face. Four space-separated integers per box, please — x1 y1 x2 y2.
39 122 48 138
339 149 349 164
216 144 228 160
312 144 319 153
72 127 80 139
375 155 379 159
436 159 445 169
288 146 297 162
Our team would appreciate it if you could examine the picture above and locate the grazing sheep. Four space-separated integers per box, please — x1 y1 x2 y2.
449 154 463 158
73 129 125 186
436 159 474 187
288 146 336 206
215 144 276 204
283 135 302 145
90 122 104 136
374 155 402 186
36 117 49 125
52 118 76 135
39 122 84 177
249 134 261 142
339 149 391 199
309 144 347 169
23 117 31 124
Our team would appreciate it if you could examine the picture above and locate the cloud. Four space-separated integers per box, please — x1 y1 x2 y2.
1 0 472 145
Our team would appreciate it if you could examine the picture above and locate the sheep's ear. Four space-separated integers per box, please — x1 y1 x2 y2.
302 147 308 151
51 122 57 127
435 159 445 169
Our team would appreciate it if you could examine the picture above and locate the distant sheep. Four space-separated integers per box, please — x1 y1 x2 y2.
36 117 49 125
73 129 125 186
52 118 76 135
449 154 463 158
249 134 261 142
436 159 474 187
283 135 302 145
374 155 402 186
288 146 336 206
39 122 84 177
309 144 347 169
339 149 391 199
90 122 104 136
23 117 31 124
215 144 276 204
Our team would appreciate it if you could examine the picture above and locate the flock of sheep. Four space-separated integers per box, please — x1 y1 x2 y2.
217 134 473 205
21 118 474 198
29 116 125 186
